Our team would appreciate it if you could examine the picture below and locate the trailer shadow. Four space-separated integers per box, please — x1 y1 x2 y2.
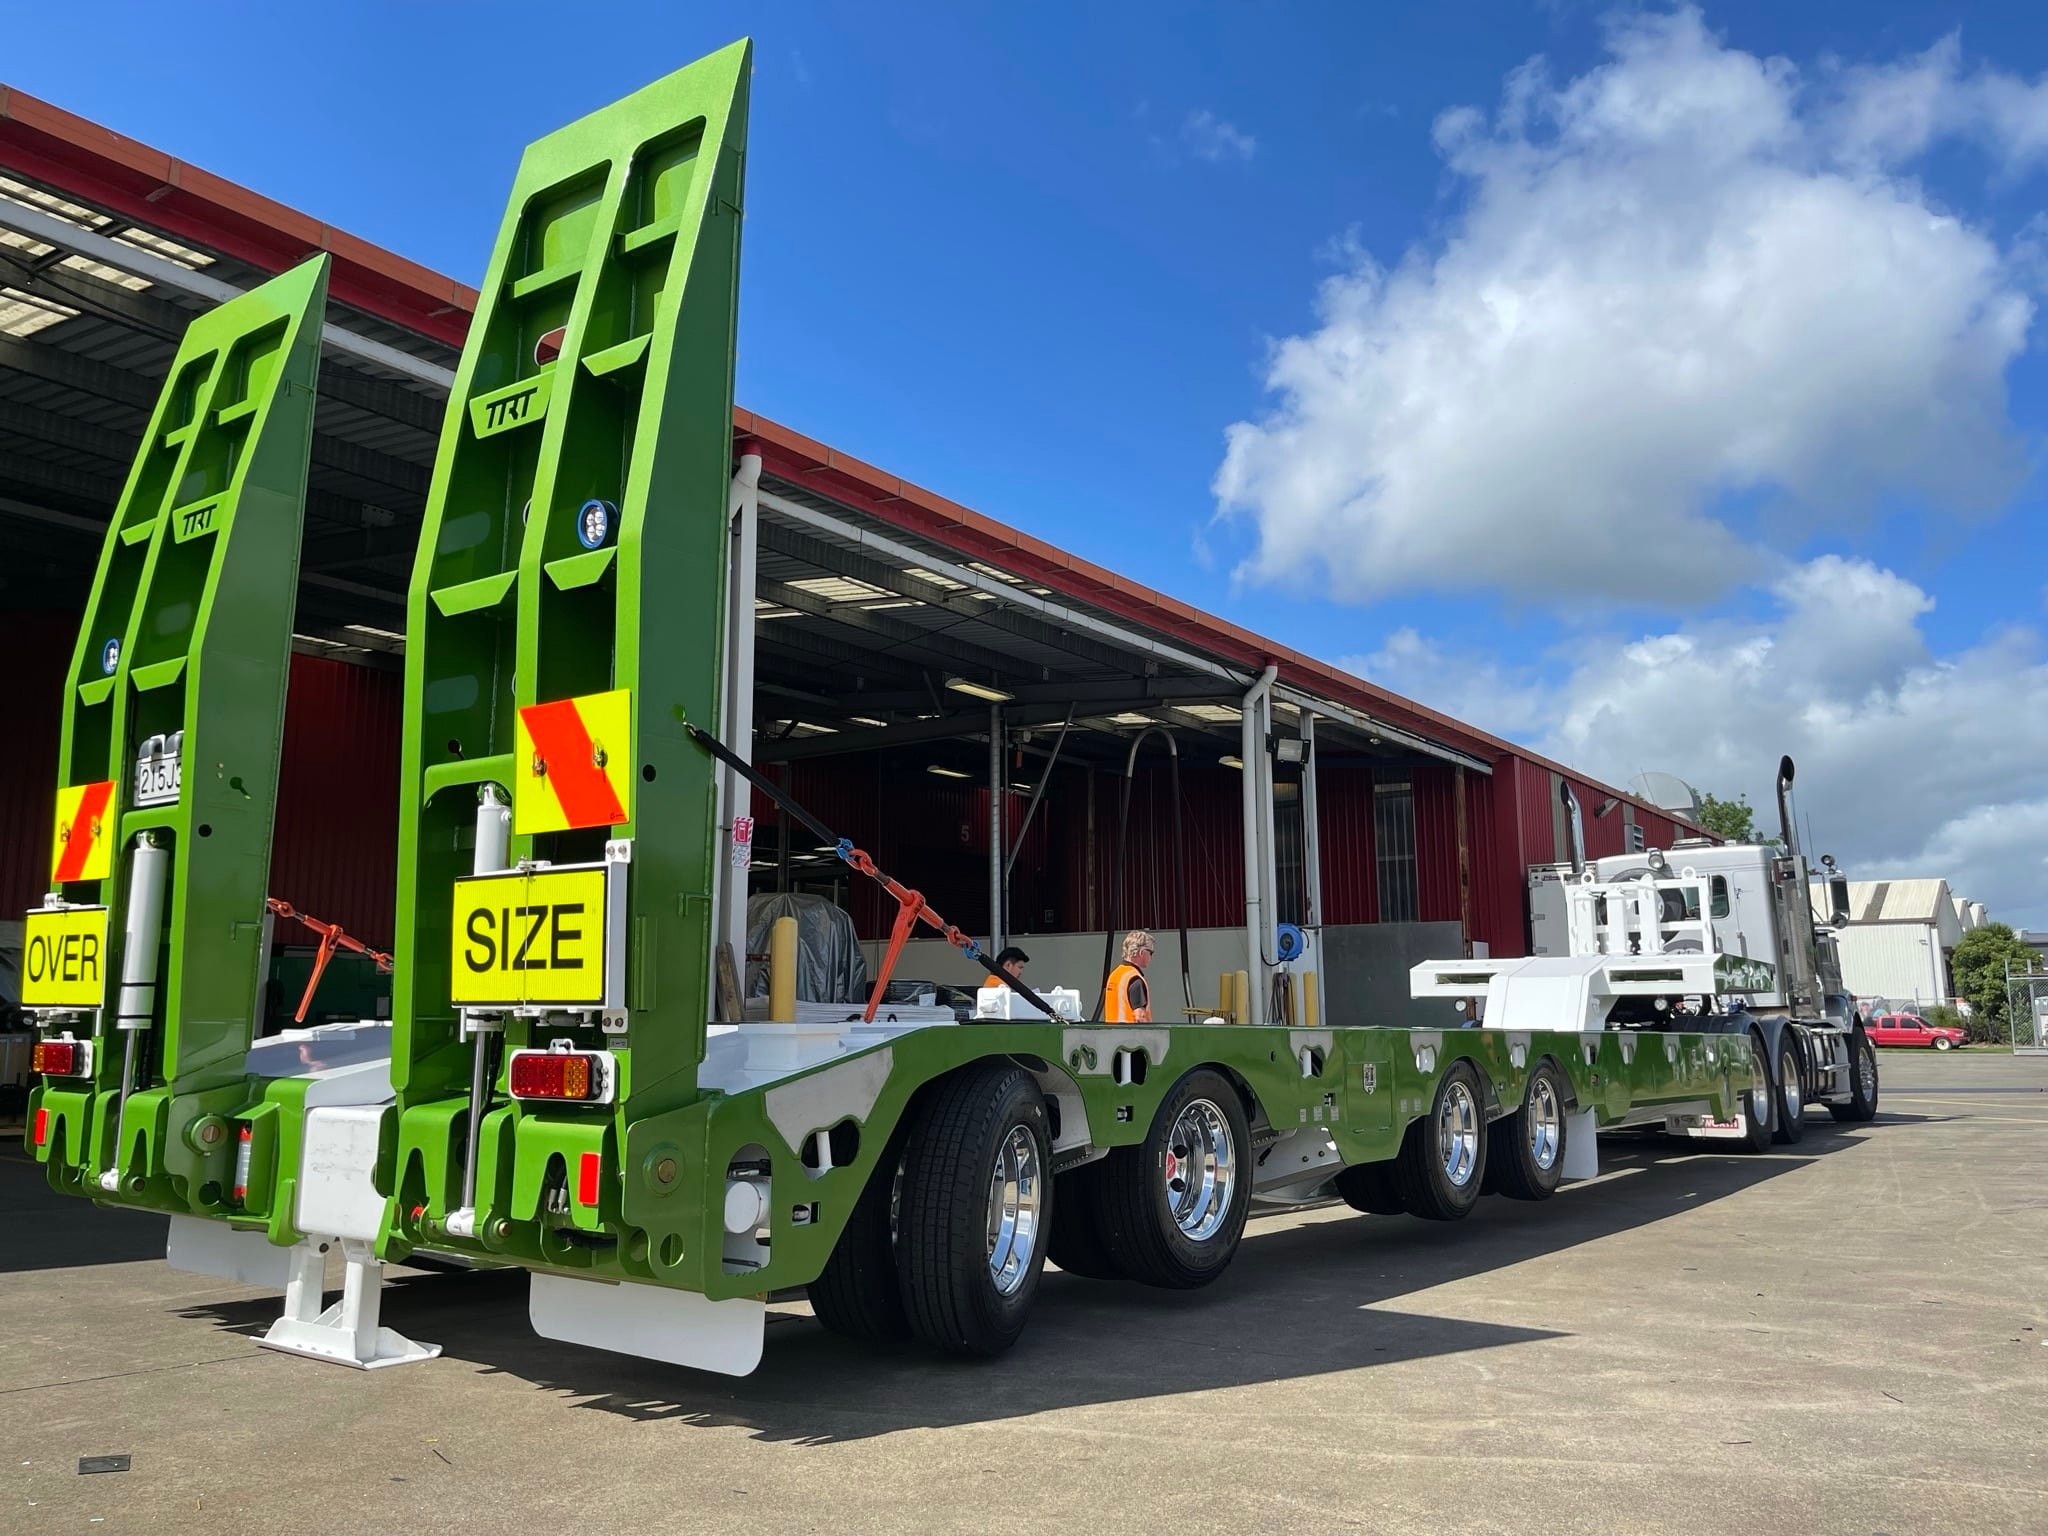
166 1112 1930 1440
0 1143 170 1274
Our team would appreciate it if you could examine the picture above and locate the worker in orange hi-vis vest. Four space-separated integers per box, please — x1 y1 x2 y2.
983 946 1030 988
1103 930 1155 1023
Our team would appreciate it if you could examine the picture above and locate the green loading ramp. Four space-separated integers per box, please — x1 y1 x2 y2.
386 42 750 1266
27 256 330 1215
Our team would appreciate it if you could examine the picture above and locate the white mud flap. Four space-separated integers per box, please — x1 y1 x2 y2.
167 1213 294 1287
1562 1107 1600 1181
530 1271 765 1377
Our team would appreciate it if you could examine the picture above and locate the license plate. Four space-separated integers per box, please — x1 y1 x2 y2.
133 732 181 808
22 905 110 1009
449 865 611 1009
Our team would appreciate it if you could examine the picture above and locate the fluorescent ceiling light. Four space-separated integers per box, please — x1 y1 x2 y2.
850 715 888 728
1220 755 1244 770
0 286 76 337
789 575 890 603
343 624 406 642
945 676 1014 703
927 765 972 780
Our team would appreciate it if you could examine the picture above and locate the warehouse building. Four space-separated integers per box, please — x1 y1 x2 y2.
1819 878 1986 1016
0 86 1708 1024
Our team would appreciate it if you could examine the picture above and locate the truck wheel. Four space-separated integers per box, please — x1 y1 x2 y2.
808 1139 910 1341
1396 1061 1487 1221
893 1064 1051 1356
1771 1037 1806 1146
1735 1033 1774 1154
1046 1159 1123 1279
1335 1157 1407 1215
1486 1060 1568 1202
1828 1030 1880 1123
1095 1068 1252 1289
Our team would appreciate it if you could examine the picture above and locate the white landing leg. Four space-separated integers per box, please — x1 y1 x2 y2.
258 1237 441 1370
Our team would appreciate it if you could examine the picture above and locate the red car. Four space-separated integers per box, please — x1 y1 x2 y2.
1868 1012 1966 1050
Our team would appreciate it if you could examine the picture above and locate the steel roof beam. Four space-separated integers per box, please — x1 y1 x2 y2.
0 196 455 391
756 576 1028 683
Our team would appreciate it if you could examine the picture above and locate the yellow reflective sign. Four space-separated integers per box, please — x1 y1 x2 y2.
22 905 110 1008
449 866 608 1008
512 689 633 836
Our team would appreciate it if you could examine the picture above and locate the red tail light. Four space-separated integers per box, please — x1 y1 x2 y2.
507 1048 609 1103
577 1151 601 1207
32 1039 88 1076
33 1108 49 1147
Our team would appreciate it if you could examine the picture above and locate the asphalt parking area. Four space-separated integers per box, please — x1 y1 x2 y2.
7 1052 2045 1534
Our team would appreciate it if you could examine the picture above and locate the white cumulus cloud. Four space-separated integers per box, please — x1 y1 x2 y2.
1348 556 2048 927
1215 7 2037 604
1182 109 1257 163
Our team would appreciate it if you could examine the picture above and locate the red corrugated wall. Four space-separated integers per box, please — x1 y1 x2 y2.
0 614 69 920
269 655 402 946
0 617 402 945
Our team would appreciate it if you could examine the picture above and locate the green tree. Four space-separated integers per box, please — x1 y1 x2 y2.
1697 791 1778 846
1950 923 2041 1044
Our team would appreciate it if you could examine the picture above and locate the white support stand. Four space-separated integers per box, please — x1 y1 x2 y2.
258 1237 441 1371
1562 1108 1601 1181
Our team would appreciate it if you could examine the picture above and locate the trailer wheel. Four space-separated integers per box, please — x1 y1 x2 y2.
1396 1061 1487 1221
1828 1030 1880 1123
1094 1068 1252 1289
1335 1157 1407 1215
893 1063 1051 1356
1486 1060 1568 1202
808 1140 910 1341
1046 1159 1124 1279
1771 1037 1806 1146
1734 1033 1774 1153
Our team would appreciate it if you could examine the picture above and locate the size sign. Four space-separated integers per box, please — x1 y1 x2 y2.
449 866 608 1008
22 905 109 1009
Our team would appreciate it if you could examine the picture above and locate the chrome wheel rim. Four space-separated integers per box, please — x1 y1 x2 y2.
1780 1051 1802 1119
1439 1079 1480 1188
1857 1042 1877 1098
1527 1075 1562 1171
1164 1098 1238 1242
986 1124 1042 1296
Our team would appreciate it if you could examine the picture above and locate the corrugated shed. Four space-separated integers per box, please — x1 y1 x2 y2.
1314 759 1379 923
1834 923 1948 1006
1516 758 1555 869
269 654 402 947
0 615 69 917
0 623 404 946
1413 764 1462 925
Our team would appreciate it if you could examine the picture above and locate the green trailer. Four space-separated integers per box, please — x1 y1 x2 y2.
24 39 1869 1378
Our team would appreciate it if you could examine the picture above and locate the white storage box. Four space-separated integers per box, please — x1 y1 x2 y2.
975 985 1083 1022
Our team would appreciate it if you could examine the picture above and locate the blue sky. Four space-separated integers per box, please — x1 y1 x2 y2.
10 2 2048 922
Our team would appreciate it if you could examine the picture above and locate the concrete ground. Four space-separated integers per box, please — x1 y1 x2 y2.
6 1052 2046 1535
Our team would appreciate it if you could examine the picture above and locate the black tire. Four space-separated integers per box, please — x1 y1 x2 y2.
1771 1036 1806 1146
1487 1060 1569 1202
1335 1157 1407 1215
1094 1068 1252 1290
1829 1029 1880 1123
808 1139 910 1341
894 1063 1051 1357
1046 1159 1124 1279
1734 1032 1774 1153
1395 1060 1488 1221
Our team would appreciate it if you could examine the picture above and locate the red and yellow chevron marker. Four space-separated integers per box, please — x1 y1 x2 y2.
51 780 115 883
514 689 633 835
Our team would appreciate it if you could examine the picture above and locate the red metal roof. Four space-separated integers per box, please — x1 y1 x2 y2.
0 81 1707 836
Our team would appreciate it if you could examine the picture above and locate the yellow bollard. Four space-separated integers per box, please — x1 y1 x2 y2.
769 915 798 1022
1231 970 1250 1024
1216 970 1236 1024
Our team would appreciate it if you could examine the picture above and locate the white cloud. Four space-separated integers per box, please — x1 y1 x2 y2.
1182 109 1257 163
1349 556 2048 927
1215 7 2038 605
